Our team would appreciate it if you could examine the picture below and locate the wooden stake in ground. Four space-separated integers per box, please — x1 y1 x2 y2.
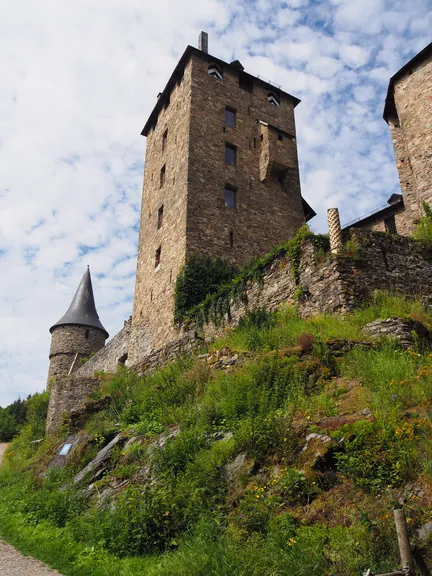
394 508 415 575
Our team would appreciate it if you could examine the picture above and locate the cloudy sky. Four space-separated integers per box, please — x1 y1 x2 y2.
0 0 430 406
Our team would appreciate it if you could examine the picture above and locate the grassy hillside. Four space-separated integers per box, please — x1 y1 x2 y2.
1 293 431 576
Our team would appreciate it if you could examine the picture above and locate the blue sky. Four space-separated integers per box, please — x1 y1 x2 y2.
0 0 431 406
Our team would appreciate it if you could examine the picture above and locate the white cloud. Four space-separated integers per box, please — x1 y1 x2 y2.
0 0 428 406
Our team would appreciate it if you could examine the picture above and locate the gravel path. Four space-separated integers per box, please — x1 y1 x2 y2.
0 540 63 575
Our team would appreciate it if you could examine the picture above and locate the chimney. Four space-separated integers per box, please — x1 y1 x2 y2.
198 31 208 53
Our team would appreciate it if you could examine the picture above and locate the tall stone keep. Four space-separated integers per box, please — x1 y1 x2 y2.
130 33 315 361
384 42 432 234
47 267 108 386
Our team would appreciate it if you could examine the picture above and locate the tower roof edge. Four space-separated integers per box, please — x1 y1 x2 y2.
141 45 301 137
50 267 109 338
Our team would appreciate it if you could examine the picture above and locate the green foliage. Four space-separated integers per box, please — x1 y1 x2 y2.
180 225 329 327
1 294 432 575
174 254 238 323
0 395 41 441
413 201 432 245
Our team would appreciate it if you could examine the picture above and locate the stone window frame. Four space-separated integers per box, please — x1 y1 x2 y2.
224 184 237 209
160 164 166 188
225 143 237 166
155 246 162 270
157 205 164 230
225 107 236 129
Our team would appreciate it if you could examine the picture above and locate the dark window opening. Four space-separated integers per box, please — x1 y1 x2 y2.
260 133 264 142
229 231 234 247
224 186 237 209
278 134 283 141
118 353 128 365
157 205 164 229
225 107 236 128
385 215 397 235
150 290 153 301
162 129 168 151
208 62 223 80
85 329 89 340
225 143 237 165
239 72 253 93
253 137 257 148
155 246 161 269
160 164 166 187
268 91 280 106
170 270 172 282
164 93 170 110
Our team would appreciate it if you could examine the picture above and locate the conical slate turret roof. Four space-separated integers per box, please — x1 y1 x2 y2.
50 266 109 337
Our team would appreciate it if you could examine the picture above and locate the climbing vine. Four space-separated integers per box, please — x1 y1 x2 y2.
176 225 329 327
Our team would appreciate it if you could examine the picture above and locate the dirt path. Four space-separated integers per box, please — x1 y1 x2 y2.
0 443 9 466
0 540 63 575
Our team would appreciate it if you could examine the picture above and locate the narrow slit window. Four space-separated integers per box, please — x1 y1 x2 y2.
224 186 236 209
85 329 89 340
225 143 237 165
267 91 280 106
384 215 397 235
160 164 166 187
229 231 234 247
208 62 223 80
162 129 168 151
225 107 236 128
157 205 164 229
155 247 161 269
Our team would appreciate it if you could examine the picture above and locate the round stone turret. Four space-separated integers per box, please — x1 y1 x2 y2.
47 267 108 385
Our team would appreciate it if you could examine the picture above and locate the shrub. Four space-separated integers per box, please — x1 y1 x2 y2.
174 254 238 323
413 201 432 245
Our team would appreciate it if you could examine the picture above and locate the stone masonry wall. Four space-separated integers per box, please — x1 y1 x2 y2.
46 376 101 435
391 53 432 229
76 319 132 378
48 325 106 384
47 230 432 431
131 230 432 374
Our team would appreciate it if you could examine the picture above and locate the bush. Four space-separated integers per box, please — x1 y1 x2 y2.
174 254 238 323
413 201 432 245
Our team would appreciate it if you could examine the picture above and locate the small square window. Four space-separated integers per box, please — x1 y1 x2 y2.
225 108 236 128
224 186 236 209
162 129 168 151
225 144 237 165
277 134 283 141
160 164 166 187
155 247 161 269
157 205 164 229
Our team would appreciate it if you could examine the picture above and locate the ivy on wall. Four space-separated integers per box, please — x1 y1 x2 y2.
175 225 329 327
174 254 238 324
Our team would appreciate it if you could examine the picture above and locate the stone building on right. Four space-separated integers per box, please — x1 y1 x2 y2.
345 42 431 236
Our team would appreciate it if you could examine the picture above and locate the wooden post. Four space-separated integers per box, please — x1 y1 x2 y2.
394 508 414 575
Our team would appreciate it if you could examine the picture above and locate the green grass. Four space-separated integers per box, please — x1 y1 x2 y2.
0 293 431 575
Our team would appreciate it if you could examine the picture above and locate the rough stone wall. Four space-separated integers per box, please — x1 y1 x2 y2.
348 204 409 236
48 325 106 384
76 319 131 378
130 50 306 358
130 230 432 374
186 53 304 269
391 54 432 229
129 58 193 363
46 375 101 435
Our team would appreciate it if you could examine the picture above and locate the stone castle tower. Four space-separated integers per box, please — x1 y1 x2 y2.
129 32 315 361
383 42 432 234
47 266 108 386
